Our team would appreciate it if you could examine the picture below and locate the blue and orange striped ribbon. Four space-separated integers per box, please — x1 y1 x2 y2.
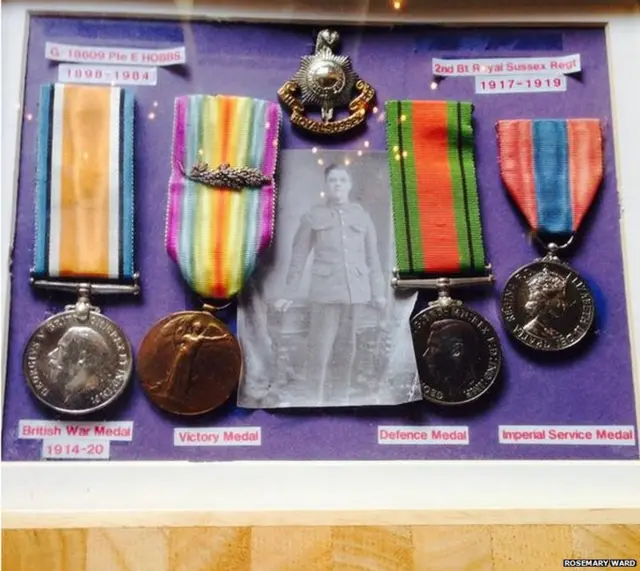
497 119 603 237
33 83 135 281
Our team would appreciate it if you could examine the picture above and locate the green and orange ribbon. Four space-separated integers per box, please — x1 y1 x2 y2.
385 100 486 277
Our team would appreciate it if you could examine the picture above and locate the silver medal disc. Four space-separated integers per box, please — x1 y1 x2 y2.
23 310 133 415
411 303 502 406
500 258 595 351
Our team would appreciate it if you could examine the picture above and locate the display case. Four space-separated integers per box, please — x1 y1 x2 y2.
2 0 639 528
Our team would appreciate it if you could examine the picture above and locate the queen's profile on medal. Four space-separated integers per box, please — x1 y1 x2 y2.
521 268 570 343
501 258 595 351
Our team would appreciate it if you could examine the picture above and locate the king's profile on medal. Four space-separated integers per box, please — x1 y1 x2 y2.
384 99 502 406
421 319 481 399
46 326 111 406
23 84 138 415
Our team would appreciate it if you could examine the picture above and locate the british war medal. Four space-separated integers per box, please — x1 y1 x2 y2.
385 100 502 406
278 29 375 136
137 95 281 415
497 119 603 351
24 84 138 415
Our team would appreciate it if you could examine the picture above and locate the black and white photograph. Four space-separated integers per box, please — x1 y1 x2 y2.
237 150 420 408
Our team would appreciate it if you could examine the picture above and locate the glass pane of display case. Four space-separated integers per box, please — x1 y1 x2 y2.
2 2 638 470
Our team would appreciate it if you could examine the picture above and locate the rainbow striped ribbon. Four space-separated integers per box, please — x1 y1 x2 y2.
385 100 486 277
33 84 135 280
497 119 603 237
166 95 281 300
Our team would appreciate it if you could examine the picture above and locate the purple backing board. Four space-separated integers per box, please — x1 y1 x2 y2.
2 16 638 461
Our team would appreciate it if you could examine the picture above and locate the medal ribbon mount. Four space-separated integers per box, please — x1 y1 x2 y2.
384 100 501 406
497 119 604 242
32 84 138 294
166 94 281 300
385 100 491 289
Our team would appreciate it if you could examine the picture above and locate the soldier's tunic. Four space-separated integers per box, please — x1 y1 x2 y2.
284 201 384 403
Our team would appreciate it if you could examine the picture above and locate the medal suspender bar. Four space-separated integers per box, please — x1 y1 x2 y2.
24 83 138 416
136 94 281 416
385 100 502 406
497 119 603 352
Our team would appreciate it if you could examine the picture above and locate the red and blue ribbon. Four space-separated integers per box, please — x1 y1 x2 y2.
497 119 603 237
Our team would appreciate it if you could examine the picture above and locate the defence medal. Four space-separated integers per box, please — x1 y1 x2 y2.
278 29 375 136
23 84 138 416
136 95 281 415
497 119 603 351
385 100 502 406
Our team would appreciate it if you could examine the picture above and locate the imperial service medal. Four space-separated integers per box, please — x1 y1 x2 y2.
136 95 281 415
496 119 603 351
278 29 375 136
385 100 502 406
24 84 138 415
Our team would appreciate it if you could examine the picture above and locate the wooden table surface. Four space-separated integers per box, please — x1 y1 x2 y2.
3 524 640 570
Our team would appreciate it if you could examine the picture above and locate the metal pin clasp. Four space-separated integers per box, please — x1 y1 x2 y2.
392 266 495 309
391 265 495 291
180 161 271 190
30 273 141 296
30 274 140 320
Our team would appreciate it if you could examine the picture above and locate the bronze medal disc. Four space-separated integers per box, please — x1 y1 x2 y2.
410 303 502 406
500 259 595 351
137 311 243 415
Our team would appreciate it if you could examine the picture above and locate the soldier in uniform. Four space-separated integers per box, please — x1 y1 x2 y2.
274 164 386 404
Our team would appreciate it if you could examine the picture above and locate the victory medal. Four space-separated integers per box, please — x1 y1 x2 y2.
23 84 138 415
497 119 603 351
278 29 375 135
385 101 502 406
136 95 281 415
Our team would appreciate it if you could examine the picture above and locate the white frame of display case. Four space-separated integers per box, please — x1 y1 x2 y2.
2 0 640 529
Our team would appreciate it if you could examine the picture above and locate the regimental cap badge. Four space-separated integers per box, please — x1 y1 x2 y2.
278 29 375 136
